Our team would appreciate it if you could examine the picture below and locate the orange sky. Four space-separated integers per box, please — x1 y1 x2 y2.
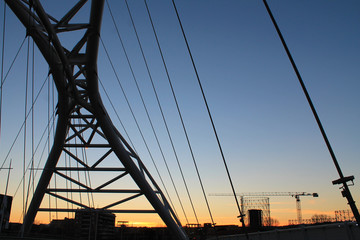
8 195 349 227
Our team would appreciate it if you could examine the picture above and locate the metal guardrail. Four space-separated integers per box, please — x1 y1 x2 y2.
213 222 360 240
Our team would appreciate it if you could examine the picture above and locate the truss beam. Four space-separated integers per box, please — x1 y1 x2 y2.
5 1 188 239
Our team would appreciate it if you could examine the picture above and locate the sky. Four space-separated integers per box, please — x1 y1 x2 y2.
0 0 360 228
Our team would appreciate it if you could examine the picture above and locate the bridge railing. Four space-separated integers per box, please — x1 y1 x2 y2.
212 222 360 240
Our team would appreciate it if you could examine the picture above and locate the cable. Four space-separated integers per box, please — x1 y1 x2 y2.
65 151 69 218
74 132 83 206
99 35 179 216
144 0 201 225
98 78 137 153
171 0 248 232
4 159 11 196
263 0 360 226
31 37 35 195
124 0 189 224
12 81 56 198
14 80 57 224
23 34 30 221
0 38 27 90
170 0 221 227
47 29 53 224
10 65 55 227
66 143 75 218
24 38 36 217
0 2 6 141
0 73 49 171
80 126 95 208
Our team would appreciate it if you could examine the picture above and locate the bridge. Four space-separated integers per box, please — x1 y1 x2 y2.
0 1 359 239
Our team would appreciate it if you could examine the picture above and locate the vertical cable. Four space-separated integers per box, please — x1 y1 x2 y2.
23 4 36 226
81 142 95 208
0 38 27 157
31 39 35 195
23 35 30 222
0 40 28 172
0 3 6 141
11 80 54 199
1 159 11 234
51 67 57 220
74 133 83 205
67 144 74 218
48 72 51 223
24 38 35 213
79 119 93 208
64 147 69 218
52 69 55 138
4 159 11 196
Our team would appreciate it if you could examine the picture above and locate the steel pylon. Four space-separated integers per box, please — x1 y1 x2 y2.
5 1 188 239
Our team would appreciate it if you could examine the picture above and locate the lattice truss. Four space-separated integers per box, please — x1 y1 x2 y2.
242 197 271 226
44 105 159 215
5 2 185 237
335 210 355 222
16 0 167 217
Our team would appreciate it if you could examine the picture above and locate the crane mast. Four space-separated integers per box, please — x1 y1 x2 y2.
295 195 302 224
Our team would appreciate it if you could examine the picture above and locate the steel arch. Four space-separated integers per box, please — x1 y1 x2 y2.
4 1 188 239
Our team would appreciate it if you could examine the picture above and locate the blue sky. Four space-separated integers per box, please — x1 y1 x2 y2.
0 0 359 226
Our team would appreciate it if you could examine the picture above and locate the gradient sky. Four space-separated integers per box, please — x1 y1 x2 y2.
0 0 359 227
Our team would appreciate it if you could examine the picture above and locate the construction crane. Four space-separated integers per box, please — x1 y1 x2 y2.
210 192 318 224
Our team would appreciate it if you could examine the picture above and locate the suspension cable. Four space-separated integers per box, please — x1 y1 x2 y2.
4 159 11 196
80 125 94 208
1 74 50 174
0 2 6 141
13 76 55 223
64 133 75 218
98 78 137 152
24 38 36 217
83 148 95 208
144 0 200 225
124 0 189 224
171 0 248 231
0 39 26 176
74 132 83 206
263 0 360 225
64 150 69 218
13 106 56 198
31 38 35 195
46 59 58 220
15 57 54 226
171 0 229 228
99 37 178 217
47 45 52 224
23 35 30 220
101 4 169 185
